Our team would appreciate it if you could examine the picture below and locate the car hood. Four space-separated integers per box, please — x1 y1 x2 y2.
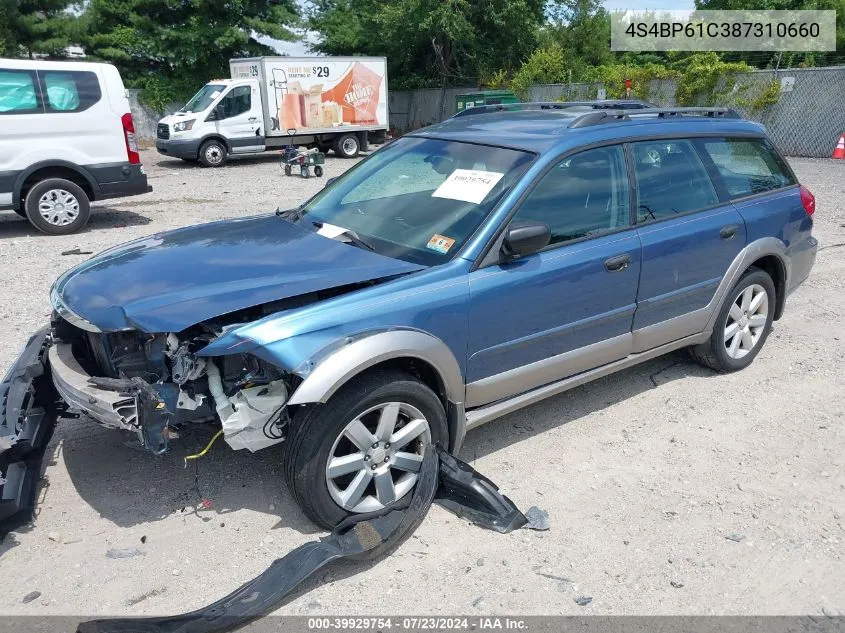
52 215 425 333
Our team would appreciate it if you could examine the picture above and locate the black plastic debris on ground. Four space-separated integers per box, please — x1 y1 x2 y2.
77 445 527 633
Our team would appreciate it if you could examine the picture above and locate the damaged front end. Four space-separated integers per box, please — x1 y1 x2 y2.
47 310 297 457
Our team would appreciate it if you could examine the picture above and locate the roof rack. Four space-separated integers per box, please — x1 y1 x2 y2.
450 100 653 118
568 107 742 128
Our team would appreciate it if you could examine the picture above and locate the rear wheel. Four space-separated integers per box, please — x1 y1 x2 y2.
314 166 324 177
24 178 90 235
690 267 775 372
333 133 360 158
283 370 448 529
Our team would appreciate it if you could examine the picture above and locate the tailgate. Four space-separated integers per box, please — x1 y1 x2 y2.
0 327 58 534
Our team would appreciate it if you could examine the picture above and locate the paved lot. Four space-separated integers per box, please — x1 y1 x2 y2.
1 150 844 617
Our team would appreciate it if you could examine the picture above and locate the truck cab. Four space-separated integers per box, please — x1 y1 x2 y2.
156 78 265 167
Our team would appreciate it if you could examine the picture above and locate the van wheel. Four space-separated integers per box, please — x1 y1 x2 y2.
333 133 360 158
199 140 227 167
689 267 776 372
24 179 90 235
283 370 448 529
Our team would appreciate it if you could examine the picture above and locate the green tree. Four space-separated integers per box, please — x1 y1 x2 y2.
81 0 300 109
307 0 545 89
1 0 79 58
544 0 614 75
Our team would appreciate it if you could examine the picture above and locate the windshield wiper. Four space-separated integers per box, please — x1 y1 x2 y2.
311 221 376 252
276 206 306 223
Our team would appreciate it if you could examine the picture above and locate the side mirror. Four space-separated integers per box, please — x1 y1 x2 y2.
208 104 225 121
501 221 550 260
325 176 338 187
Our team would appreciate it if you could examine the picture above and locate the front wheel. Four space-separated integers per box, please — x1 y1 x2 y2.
690 267 776 372
198 139 227 167
283 370 448 529
314 165 324 177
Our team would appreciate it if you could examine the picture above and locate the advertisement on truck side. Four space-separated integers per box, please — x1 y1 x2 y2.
231 58 387 137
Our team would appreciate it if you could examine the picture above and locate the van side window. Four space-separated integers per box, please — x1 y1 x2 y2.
42 71 101 112
699 138 796 199
632 139 718 223
220 86 251 119
513 145 630 245
0 70 40 114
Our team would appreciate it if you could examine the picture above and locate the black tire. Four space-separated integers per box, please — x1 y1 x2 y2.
314 165 324 177
300 165 310 178
689 267 776 372
333 133 360 158
283 370 448 529
24 178 90 235
198 139 227 167
284 164 292 176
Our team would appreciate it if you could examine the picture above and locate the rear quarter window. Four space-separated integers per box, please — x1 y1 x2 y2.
699 138 795 199
41 70 102 113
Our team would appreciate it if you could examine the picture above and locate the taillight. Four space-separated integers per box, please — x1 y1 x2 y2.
121 112 140 165
799 185 815 217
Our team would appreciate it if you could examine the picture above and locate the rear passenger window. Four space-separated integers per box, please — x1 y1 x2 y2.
700 138 795 199
42 71 101 112
0 70 40 114
632 140 718 223
513 145 630 245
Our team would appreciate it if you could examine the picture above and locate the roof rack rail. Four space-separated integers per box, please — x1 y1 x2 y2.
568 107 742 129
450 100 653 119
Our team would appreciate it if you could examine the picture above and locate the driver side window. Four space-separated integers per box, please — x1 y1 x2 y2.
218 86 251 119
512 145 630 246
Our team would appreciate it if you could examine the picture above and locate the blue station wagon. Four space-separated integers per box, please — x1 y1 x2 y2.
0 105 818 529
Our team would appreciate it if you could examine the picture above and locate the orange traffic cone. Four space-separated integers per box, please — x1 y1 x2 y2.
833 133 845 159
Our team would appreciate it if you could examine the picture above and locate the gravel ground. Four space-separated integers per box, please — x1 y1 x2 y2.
0 150 843 618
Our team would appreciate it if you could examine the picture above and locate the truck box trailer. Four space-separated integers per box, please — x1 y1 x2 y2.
155 56 389 167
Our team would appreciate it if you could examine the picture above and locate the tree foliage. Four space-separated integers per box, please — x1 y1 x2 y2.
307 0 545 90
80 0 300 107
1 0 79 58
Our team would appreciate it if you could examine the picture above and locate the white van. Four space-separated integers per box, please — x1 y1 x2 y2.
0 59 151 235
156 56 389 167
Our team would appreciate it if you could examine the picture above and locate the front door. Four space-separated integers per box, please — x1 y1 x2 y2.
465 144 641 408
214 82 264 153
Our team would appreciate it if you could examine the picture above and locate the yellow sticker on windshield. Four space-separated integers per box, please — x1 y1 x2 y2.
427 234 456 255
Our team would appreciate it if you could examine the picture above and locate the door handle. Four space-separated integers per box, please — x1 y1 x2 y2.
604 254 631 272
720 224 738 240
248 116 258 121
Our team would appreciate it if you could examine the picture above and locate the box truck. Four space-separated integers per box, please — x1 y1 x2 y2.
155 56 389 167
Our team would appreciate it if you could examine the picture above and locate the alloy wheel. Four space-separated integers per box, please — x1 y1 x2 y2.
723 283 768 359
326 402 431 513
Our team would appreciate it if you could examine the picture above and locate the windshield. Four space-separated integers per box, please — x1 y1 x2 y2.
298 137 534 265
179 84 225 113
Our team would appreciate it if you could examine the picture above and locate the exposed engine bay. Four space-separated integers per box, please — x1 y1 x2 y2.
49 306 301 455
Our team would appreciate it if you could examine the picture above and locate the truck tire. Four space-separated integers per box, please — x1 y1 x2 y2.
199 139 228 167
333 133 360 158
283 370 448 529
24 178 91 235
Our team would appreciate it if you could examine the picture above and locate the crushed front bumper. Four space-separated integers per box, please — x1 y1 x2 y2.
0 328 58 532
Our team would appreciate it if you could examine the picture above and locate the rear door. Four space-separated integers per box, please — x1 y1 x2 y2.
213 82 264 153
630 138 746 352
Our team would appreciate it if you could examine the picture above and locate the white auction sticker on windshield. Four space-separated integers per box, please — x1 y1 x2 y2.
431 169 504 204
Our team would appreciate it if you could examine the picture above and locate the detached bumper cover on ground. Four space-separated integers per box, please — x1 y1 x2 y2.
78 446 527 633
0 327 58 533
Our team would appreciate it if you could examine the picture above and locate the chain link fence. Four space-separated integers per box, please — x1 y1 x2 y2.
388 66 845 157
